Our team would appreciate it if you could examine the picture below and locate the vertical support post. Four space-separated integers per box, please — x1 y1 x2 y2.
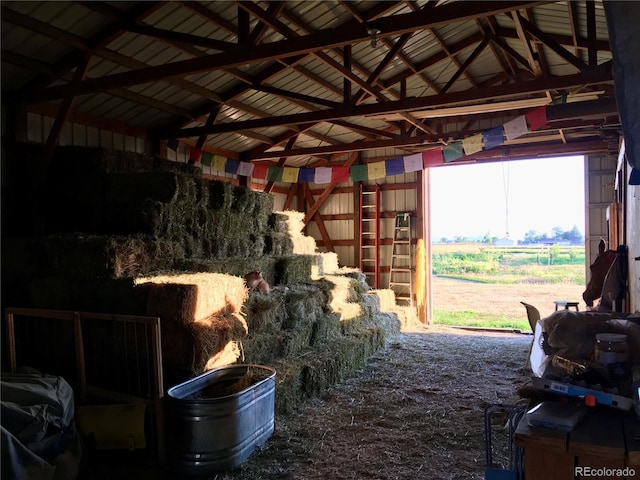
7 313 17 372
416 170 432 324
73 312 87 404
150 318 165 461
374 184 381 289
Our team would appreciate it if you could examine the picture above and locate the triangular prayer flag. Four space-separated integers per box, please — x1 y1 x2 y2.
236 161 254 177
526 106 548 131
225 159 239 174
189 146 202 163
503 115 528 140
331 166 349 183
267 166 283 182
201 152 213 167
212 155 226 172
403 153 423 173
314 167 332 184
367 161 386 180
462 134 483 155
252 164 268 180
350 164 368 181
282 167 300 183
422 148 443 168
299 168 315 183
167 139 179 151
482 126 504 150
442 142 464 162
385 157 405 176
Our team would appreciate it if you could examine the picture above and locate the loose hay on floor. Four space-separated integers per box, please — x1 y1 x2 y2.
204 326 531 480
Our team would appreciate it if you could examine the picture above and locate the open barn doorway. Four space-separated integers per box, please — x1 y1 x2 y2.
427 156 586 331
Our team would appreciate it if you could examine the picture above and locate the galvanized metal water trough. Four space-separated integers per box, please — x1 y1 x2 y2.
166 364 276 475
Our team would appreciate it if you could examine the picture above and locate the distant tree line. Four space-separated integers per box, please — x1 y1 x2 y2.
522 225 583 245
436 225 584 245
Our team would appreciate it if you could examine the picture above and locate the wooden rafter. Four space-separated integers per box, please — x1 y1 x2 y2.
164 66 613 139
516 13 588 73
23 1 545 104
302 184 334 252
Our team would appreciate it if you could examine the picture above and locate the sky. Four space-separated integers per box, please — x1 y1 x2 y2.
429 155 585 242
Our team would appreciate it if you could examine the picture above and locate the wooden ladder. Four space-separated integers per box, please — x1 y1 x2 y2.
359 184 380 288
389 212 414 305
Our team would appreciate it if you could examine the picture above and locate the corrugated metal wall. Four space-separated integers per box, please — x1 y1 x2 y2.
25 112 151 154
300 164 420 289
585 153 618 283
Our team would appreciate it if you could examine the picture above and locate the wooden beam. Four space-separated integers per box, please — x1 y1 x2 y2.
517 13 587 73
440 35 490 94
511 10 542 76
127 23 235 51
302 184 334 252
263 136 298 193
586 0 597 67
303 152 358 223
23 2 546 103
165 65 613 139
283 184 297 210
42 56 91 170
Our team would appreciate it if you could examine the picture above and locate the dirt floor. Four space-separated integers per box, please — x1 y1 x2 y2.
432 276 586 320
86 325 533 480
206 325 532 480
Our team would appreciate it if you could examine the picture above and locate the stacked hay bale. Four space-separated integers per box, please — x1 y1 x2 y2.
241 269 403 413
2 145 409 410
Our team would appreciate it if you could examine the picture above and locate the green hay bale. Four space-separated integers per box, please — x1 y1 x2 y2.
2 238 49 280
243 291 287 333
268 213 289 233
373 311 403 336
207 180 234 210
224 186 274 232
272 361 304 415
41 234 187 280
52 146 201 176
282 284 327 329
309 312 342 345
254 191 274 227
242 324 314 364
99 199 166 237
104 172 179 203
264 233 294 256
231 185 257 214
275 255 315 285
174 257 277 283
193 177 210 209
26 277 146 314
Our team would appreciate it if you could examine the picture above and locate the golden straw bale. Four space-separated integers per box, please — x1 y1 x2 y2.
369 289 398 312
136 272 247 324
273 210 317 254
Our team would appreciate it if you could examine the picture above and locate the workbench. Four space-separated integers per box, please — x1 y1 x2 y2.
515 407 640 479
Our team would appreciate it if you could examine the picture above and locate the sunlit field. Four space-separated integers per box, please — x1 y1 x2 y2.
432 244 586 330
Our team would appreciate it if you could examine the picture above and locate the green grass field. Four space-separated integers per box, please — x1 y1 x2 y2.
431 244 586 330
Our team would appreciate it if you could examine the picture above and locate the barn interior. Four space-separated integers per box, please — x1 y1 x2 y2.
2 1 640 479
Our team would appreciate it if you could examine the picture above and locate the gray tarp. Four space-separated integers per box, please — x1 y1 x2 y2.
1 372 80 480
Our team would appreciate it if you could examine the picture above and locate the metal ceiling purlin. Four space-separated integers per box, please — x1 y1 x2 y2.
19 1 545 103
0 0 619 163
